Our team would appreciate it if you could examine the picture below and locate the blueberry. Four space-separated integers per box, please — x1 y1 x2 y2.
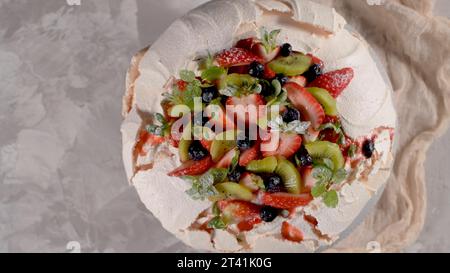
261 81 275 97
193 111 209 126
260 206 279 222
188 141 209 161
303 64 322 83
228 166 245 182
280 43 292 57
362 139 375 158
282 107 300 123
248 62 265 78
201 86 218 103
264 174 283 193
276 74 289 86
296 145 313 167
237 135 255 150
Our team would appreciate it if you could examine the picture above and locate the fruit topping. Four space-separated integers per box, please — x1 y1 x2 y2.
262 192 313 209
235 37 255 50
215 182 254 201
263 174 284 193
274 157 302 194
248 61 265 78
210 130 237 162
262 132 302 159
263 64 276 79
268 53 312 76
295 145 313 167
282 107 300 123
246 156 278 173
178 139 192 162
300 166 317 192
308 67 354 98
305 141 344 171
260 206 280 222
215 47 262 67
238 142 260 167
303 63 322 83
288 75 307 87
280 43 293 57
239 172 264 192
215 148 238 169
218 200 261 228
362 139 375 158
276 73 289 86
225 93 265 124
281 221 303 242
285 82 325 130
228 166 245 182
188 140 209 161
237 135 255 150
307 87 338 116
201 86 218 103
168 156 213 177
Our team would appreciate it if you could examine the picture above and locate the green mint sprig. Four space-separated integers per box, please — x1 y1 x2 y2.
146 113 169 136
185 168 228 200
310 160 348 208
163 69 202 110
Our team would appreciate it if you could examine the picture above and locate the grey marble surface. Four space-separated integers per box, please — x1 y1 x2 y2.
0 0 448 253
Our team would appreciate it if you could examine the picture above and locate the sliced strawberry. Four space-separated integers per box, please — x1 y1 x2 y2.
235 38 255 50
215 47 262 67
251 42 281 63
200 139 212 151
306 53 324 69
228 65 249 74
261 132 302 158
288 75 306 87
308 68 354 98
205 105 235 131
239 172 260 192
168 156 213 177
218 200 261 230
285 82 325 130
304 215 318 226
263 63 276 79
300 166 318 192
281 221 304 242
226 94 265 125
215 148 238 169
176 80 188 91
239 143 260 167
261 192 313 209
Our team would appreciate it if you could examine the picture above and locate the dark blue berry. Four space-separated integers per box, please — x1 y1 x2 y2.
264 174 283 193
276 74 289 86
280 43 292 57
188 141 208 161
228 166 245 182
303 64 322 83
282 107 300 123
248 62 265 78
201 86 218 103
261 81 275 97
237 135 255 150
362 140 375 158
260 206 279 222
193 111 209 126
296 145 313 167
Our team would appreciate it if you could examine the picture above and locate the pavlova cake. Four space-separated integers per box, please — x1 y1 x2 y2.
121 0 397 252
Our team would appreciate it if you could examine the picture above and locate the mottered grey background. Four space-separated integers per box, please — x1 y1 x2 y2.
0 0 449 252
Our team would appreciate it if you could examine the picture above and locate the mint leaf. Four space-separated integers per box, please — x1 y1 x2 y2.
312 165 333 184
311 182 327 198
285 120 310 134
207 216 227 229
201 66 226 82
319 122 341 134
323 190 339 208
315 158 334 171
185 174 218 201
332 168 347 184
261 28 281 53
229 149 240 173
208 168 228 184
180 70 196 83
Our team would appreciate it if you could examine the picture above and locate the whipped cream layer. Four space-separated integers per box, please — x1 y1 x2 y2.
121 0 397 252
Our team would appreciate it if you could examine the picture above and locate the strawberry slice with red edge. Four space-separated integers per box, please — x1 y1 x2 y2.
263 64 276 79
215 148 238 169
218 200 262 231
168 156 213 177
226 94 266 125
200 139 212 151
285 82 325 130
308 68 354 98
300 166 318 193
215 47 262 67
235 38 255 50
251 42 280 63
288 75 307 87
261 132 302 158
281 221 304 242
306 53 324 69
261 192 313 209
239 142 260 167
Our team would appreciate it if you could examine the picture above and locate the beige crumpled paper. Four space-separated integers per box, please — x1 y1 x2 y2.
320 0 450 252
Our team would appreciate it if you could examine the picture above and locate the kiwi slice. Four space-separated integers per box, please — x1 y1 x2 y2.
305 141 345 171
210 130 238 162
307 87 338 116
275 157 302 194
178 139 192 162
215 182 254 201
246 156 278 173
268 53 312 76
226 73 257 87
